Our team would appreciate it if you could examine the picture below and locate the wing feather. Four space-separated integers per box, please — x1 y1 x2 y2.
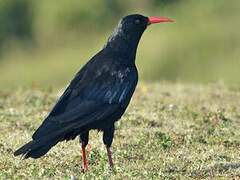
32 58 138 140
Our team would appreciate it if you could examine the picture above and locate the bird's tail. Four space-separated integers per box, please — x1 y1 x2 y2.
14 138 58 159
14 118 83 159
14 125 70 159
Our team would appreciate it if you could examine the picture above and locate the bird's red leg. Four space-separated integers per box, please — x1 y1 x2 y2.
106 146 114 168
81 143 88 171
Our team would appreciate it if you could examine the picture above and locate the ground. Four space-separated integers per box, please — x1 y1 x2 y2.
0 82 240 179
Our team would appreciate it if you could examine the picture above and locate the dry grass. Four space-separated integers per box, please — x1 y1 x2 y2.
0 82 240 179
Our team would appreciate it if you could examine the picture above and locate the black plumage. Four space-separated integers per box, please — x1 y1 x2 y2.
14 14 174 169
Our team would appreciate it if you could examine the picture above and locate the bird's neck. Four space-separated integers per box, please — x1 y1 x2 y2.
104 30 142 63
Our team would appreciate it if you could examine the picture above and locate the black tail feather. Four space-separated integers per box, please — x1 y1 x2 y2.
14 121 80 158
14 139 58 159
14 127 68 158
14 141 35 157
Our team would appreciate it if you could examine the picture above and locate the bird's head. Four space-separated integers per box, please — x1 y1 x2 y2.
105 14 174 58
119 14 149 36
114 14 174 39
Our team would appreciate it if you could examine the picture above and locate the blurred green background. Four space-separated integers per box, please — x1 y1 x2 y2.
0 0 239 89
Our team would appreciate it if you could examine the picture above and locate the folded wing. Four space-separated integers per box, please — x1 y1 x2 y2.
32 61 137 140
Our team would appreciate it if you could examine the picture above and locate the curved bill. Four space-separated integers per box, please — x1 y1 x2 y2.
148 16 175 25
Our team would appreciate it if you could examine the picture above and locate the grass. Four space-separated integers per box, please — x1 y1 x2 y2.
0 82 240 179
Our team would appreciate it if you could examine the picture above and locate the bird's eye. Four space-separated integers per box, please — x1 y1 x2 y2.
134 19 141 25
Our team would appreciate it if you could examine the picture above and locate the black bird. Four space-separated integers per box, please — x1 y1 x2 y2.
14 14 174 170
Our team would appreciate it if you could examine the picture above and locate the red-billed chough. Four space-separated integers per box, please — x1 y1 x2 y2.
14 14 174 170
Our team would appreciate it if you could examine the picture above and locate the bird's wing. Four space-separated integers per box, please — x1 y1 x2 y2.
32 61 138 140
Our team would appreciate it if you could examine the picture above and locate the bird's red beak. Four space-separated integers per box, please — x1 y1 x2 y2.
148 16 175 25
